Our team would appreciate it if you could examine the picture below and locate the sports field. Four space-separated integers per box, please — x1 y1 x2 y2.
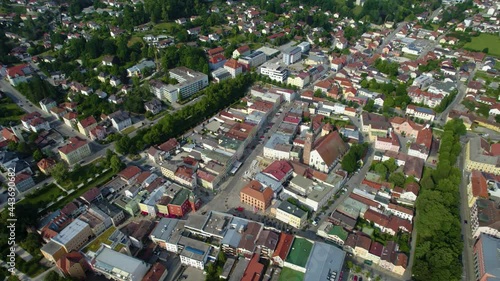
285 237 313 267
278 267 305 281
465 34 500 57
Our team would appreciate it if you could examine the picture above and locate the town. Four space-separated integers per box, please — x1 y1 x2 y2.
0 0 500 280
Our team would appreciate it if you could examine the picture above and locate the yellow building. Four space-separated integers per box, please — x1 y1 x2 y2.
41 219 93 263
465 137 500 175
275 201 308 229
58 137 91 165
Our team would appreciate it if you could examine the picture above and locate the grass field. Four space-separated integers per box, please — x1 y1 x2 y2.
121 126 137 135
465 34 500 57
285 238 313 267
84 226 117 252
128 36 143 47
278 267 305 281
23 184 64 206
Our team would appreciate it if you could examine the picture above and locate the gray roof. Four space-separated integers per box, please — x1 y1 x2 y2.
93 247 150 279
52 219 89 247
277 201 307 218
478 234 500 280
304 242 346 281
469 137 500 167
150 218 180 241
41 240 63 255
254 172 282 193
179 236 210 262
221 217 248 248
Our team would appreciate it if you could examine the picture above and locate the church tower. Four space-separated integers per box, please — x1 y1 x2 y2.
303 130 314 165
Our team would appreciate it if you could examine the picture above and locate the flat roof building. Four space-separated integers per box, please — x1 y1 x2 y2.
91 247 151 281
304 242 346 281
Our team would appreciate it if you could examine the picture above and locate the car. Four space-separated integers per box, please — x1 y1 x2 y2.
359 277 363 281
464 220 468 224
353 276 358 281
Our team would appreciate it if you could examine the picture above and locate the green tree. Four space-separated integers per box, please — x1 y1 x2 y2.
374 163 388 180
110 155 124 172
388 172 405 187
33 149 44 162
51 162 68 183
341 153 358 173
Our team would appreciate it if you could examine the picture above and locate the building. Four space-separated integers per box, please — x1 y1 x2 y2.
224 59 243 78
41 219 93 263
91 247 150 281
233 45 251 58
127 60 155 77
7 64 32 86
168 189 199 217
361 112 391 141
260 62 288 83
466 137 500 175
282 46 302 65
240 180 274 211
56 251 89 280
77 116 98 137
238 51 267 68
272 233 294 267
58 137 91 165
242 253 265 281
473 234 500 281
304 242 346 281
21 112 50 133
37 158 56 175
166 67 209 103
275 201 308 229
142 263 168 281
283 237 313 273
40 98 57 113
306 131 348 173
374 132 400 152
178 236 211 270
14 172 35 192
405 105 435 122
108 110 132 131
317 223 349 246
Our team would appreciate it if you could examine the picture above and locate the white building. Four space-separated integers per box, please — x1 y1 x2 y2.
405 105 435 121
178 236 211 270
282 46 302 65
260 62 288 83
263 133 292 160
167 67 209 103
108 110 132 131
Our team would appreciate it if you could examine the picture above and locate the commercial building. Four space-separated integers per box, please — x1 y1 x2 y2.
58 137 91 165
178 236 212 270
473 234 500 281
304 242 346 281
282 46 302 65
260 62 288 83
238 51 267 68
240 180 274 211
91 247 150 281
41 219 93 263
275 201 308 229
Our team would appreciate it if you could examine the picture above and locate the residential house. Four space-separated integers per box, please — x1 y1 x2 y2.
58 137 91 165
77 116 97 137
108 110 132 131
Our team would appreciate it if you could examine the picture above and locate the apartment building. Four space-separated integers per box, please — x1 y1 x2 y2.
91 247 150 281
282 46 302 65
466 137 500 175
58 137 91 165
168 67 209 102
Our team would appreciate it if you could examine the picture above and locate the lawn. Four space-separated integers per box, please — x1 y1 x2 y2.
153 22 177 33
23 184 64 206
285 238 313 267
0 97 25 126
278 267 305 281
465 34 500 57
60 158 106 189
48 168 116 212
128 36 143 47
121 126 137 135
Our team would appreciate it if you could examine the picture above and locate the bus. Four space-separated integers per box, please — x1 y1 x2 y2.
230 161 243 175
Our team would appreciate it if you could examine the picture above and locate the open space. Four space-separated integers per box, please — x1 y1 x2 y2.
278 267 305 281
285 238 314 267
465 33 500 57
23 183 64 206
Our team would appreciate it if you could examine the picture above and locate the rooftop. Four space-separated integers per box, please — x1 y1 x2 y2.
277 201 307 218
304 242 346 281
93 247 150 279
52 218 89 247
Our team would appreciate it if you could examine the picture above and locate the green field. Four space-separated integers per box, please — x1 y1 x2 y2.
278 267 305 281
465 34 500 57
285 238 313 267
23 184 64 206
84 226 117 252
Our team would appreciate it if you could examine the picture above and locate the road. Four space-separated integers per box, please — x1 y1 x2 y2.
199 102 293 215
458 138 475 281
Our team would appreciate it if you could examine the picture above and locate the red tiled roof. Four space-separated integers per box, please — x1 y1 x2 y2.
262 160 293 182
241 180 273 205
136 171 152 185
415 128 432 150
356 234 372 250
207 46 224 57
118 166 141 180
242 253 264 281
224 58 241 69
81 187 101 203
79 116 96 128
158 138 179 153
142 262 167 281
364 209 389 227
369 242 384 257
2 128 19 142
388 203 413 216
7 64 30 77
491 143 500 156
313 131 349 167
14 172 32 184
272 233 294 261
471 170 488 198
196 169 216 182
37 158 56 171
56 251 88 276
58 137 88 155
236 45 250 54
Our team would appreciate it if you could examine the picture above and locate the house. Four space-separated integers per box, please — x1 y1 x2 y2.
361 112 391 141
405 105 435 122
224 59 243 78
126 60 155 77
14 172 35 192
158 138 180 157
77 116 97 137
108 110 132 131
37 158 56 175
58 137 91 165
233 45 251 58
40 98 57 113
63 112 78 127
389 117 424 138
118 166 141 185
403 156 424 180
240 180 274 211
7 64 32 86
89 126 106 141
374 132 400 152
21 112 50 132
102 56 115 66
144 99 162 115
466 137 500 175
